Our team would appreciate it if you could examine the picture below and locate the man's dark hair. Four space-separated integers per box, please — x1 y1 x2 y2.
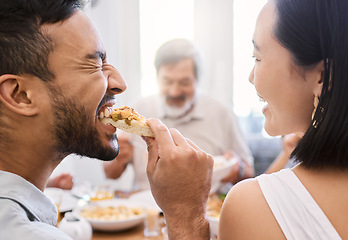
0 0 82 81
274 0 348 169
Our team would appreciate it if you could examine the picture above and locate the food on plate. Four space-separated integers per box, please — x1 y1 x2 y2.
99 106 154 137
206 194 225 219
89 190 114 201
80 205 144 221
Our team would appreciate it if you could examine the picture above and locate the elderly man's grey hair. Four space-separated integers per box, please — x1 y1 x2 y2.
154 39 203 80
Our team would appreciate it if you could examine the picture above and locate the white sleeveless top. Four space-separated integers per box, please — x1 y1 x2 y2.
256 169 341 240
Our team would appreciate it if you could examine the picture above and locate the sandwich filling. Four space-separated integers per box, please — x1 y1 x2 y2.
99 106 154 137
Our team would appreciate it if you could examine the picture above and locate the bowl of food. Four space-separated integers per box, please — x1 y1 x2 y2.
206 194 225 239
210 156 237 193
74 199 145 231
207 216 219 240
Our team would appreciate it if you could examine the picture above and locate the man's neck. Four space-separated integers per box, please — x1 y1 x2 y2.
0 148 62 191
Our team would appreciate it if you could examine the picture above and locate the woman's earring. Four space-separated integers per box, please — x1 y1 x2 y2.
312 95 324 128
311 95 319 121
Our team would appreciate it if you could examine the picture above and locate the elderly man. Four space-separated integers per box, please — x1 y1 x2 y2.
104 39 254 190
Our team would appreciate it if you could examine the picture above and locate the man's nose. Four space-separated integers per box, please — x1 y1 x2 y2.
168 83 182 97
105 65 127 95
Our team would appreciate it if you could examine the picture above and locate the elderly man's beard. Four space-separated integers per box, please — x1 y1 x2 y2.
161 94 196 119
49 90 119 161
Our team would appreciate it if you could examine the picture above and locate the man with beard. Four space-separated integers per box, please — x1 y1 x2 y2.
104 39 254 190
0 1 213 239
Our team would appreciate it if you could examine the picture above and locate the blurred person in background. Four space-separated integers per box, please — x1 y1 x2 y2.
104 38 254 190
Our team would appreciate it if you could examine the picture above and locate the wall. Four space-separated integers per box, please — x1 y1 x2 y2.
194 0 234 107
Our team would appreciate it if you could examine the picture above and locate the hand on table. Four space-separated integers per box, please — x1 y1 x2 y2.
104 132 133 179
47 173 74 190
144 118 213 240
265 133 302 174
116 132 134 163
220 151 254 184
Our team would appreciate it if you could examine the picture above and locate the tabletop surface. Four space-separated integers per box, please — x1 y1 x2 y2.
92 222 165 240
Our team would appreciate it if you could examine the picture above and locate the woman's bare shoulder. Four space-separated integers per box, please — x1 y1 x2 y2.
219 178 286 240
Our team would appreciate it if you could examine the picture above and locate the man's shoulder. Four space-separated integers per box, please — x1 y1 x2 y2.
133 94 161 117
0 198 72 240
196 93 236 118
197 93 229 109
133 94 159 107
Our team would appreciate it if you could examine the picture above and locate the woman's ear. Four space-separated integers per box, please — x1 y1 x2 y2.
0 74 40 116
308 60 324 97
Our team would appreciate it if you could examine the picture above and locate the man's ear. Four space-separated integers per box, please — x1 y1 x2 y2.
0 74 40 116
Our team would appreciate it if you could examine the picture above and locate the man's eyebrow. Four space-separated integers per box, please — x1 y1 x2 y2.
252 39 260 51
85 50 106 61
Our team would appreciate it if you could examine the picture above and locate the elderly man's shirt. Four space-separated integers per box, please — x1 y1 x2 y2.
129 92 254 190
0 170 72 240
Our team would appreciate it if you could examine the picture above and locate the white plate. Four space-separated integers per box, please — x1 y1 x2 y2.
206 215 219 240
73 199 146 231
44 188 79 213
128 190 162 212
211 156 237 193
60 192 80 212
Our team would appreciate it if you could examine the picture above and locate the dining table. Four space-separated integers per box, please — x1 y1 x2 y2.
57 190 167 240
91 222 165 240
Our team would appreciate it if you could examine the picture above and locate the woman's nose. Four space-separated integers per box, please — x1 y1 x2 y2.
249 66 255 85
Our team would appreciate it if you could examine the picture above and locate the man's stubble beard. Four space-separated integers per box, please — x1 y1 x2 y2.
48 88 119 161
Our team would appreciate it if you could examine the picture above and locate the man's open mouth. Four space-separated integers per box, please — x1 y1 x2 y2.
98 106 113 120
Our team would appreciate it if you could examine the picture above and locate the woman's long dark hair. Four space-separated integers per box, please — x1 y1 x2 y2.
274 0 348 168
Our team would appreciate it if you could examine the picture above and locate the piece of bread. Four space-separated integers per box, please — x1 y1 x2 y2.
100 106 154 137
